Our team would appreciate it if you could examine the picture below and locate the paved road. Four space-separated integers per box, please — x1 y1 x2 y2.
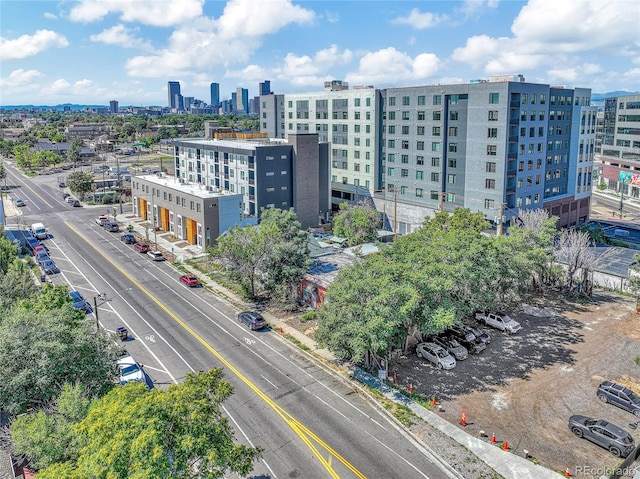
3 162 458 479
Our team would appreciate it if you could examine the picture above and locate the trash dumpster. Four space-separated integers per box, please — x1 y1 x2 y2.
116 327 128 341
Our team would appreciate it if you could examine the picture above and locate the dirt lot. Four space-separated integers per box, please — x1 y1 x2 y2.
396 291 640 477
284 290 640 477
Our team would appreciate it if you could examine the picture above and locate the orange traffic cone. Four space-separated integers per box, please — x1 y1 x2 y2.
502 440 509 451
279 326 283 334
431 397 437 407
565 467 571 477
460 410 467 426
408 383 414 393
490 432 496 444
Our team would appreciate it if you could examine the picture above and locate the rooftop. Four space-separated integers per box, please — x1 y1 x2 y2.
137 174 239 199
175 137 289 150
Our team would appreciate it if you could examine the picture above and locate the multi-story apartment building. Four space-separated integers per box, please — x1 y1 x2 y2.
598 94 640 199
167 81 181 110
261 78 596 233
66 122 112 140
172 133 330 229
260 81 383 208
210 82 220 108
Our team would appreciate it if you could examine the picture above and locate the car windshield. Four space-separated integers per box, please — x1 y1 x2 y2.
437 350 448 358
583 419 596 426
627 390 640 402
450 339 461 347
121 364 140 376
622 435 634 444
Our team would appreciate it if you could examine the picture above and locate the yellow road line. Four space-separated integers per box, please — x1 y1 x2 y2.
65 221 366 479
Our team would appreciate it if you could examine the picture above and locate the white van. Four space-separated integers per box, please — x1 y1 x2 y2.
31 222 47 240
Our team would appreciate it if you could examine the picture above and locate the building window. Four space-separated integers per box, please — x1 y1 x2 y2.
488 128 498 138
417 111 426 121
432 142 441 152
400 186 408 195
486 162 496 173
447 174 456 184
432 111 441 121
388 139 395 148
432 126 441 136
266 187 275 192
417 96 425 105
417 126 425 135
416 188 423 197
489 93 499 104
431 172 439 182
449 143 457 153
416 156 424 165
402 111 410 120
387 125 395 134
402 125 410 135
388 168 395 176
401 169 408 177
449 126 458 136
402 96 410 105
488 110 498 121
484 199 495 209
430 190 439 200
387 153 395 162
402 140 409 149
431 157 439 167
388 97 396 106
401 155 409 164
487 145 497 156
448 158 457 168
450 111 458 120
485 179 495 189
416 170 424 180
433 95 441 105
266 172 274 176
416 141 425 150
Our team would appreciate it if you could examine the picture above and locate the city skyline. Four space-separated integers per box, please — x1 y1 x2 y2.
1 0 639 106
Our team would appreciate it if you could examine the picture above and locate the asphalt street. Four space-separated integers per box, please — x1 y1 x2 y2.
2 162 459 479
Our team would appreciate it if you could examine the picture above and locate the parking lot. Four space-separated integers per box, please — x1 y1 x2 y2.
395 291 640 477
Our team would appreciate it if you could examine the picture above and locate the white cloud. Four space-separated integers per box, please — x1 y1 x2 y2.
124 0 315 79
43 12 58 19
457 0 499 18
0 30 68 60
0 69 43 87
345 47 441 86
451 0 639 81
69 0 203 26
392 8 448 29
90 25 155 51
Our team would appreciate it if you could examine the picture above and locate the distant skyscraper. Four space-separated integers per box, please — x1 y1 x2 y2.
109 100 119 114
236 87 249 114
259 80 272 96
168 81 181 109
210 83 220 107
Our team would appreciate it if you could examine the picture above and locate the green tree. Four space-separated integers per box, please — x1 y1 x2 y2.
0 161 6 190
10 384 92 470
0 226 18 274
13 144 35 170
35 370 262 479
0 286 120 414
67 138 83 167
0 257 38 311
66 171 93 199
332 201 381 246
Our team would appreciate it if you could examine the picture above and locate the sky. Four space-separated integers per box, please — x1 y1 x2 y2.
1 0 639 107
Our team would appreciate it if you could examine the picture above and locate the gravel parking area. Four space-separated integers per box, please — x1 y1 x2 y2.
395 291 640 478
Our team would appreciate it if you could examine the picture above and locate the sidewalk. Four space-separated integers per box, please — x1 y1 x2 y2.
114 210 564 479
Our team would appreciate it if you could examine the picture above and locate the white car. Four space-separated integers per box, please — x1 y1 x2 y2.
416 342 457 369
475 312 522 334
116 355 146 385
147 250 164 261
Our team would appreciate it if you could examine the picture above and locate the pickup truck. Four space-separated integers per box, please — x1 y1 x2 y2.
95 215 109 226
475 312 522 334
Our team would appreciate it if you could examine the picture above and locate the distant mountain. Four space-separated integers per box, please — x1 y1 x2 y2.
591 91 639 103
0 103 162 110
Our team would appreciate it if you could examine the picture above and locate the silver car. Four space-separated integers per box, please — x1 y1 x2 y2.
429 335 468 361
416 342 457 369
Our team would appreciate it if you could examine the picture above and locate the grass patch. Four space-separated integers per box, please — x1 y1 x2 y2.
366 388 416 426
635 356 640 366
299 311 317 323
282 333 311 351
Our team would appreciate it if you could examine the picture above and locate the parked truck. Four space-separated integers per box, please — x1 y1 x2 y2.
475 312 522 334
31 222 48 240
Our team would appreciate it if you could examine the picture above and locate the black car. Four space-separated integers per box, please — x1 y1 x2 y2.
465 325 491 344
569 415 635 457
445 326 486 354
597 381 640 417
120 233 136 244
237 311 267 330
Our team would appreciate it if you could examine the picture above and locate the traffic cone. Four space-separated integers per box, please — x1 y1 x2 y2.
431 396 437 407
408 383 414 393
565 467 571 477
460 410 467 426
279 326 283 334
490 432 496 444
502 440 509 451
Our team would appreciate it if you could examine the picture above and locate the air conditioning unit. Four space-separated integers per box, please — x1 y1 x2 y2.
206 186 214 191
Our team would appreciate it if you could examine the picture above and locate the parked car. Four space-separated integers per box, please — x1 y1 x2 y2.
68 291 93 314
237 311 267 330
15 198 25 207
26 237 41 251
95 215 109 226
464 325 491 344
58 182 66 188
475 312 522 334
33 245 48 257
63 192 70 199
179 275 200 287
147 250 164 261
134 242 150 253
597 381 640 417
429 335 468 361
568 415 635 457
445 326 486 354
116 355 147 386
72 199 81 207
35 250 50 264
41 259 58 274
104 221 119 232
65 196 76 204
416 342 457 369
120 233 136 244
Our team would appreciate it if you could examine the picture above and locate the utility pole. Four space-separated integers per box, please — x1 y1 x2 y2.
497 202 505 237
618 182 624 219
393 186 398 234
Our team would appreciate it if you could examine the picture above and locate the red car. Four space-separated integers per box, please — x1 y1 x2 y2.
134 242 150 253
179 275 200 287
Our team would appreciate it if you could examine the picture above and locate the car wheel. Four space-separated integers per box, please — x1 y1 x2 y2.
571 427 583 438
634 409 640 418
609 446 622 457
416 351 423 358
598 394 608 403
437 363 443 369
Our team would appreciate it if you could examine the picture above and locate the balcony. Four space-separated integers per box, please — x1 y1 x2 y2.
507 169 517 178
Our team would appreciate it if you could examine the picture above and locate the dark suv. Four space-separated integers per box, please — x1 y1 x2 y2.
445 326 486 354
597 381 640 417
237 311 267 330
569 415 635 457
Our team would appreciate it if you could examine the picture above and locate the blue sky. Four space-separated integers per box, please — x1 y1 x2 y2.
1 0 639 106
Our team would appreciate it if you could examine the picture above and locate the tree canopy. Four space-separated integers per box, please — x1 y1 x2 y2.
332 201 381 246
66 171 94 198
